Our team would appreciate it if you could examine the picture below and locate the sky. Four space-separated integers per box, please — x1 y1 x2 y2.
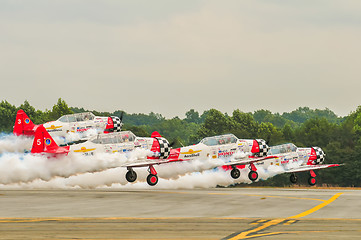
0 0 361 118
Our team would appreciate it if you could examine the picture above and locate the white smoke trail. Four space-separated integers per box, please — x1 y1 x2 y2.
0 151 128 184
0 144 306 190
0 134 33 153
0 155 291 190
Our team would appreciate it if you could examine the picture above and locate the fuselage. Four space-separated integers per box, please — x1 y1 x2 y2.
252 143 324 170
43 112 109 138
68 131 154 156
169 134 266 162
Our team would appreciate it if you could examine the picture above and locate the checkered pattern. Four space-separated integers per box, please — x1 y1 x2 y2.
257 139 269 157
313 147 325 164
156 137 170 159
111 116 122 132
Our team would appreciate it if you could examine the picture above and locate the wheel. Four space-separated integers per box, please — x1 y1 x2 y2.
248 171 258 181
308 177 317 186
230 168 240 179
125 170 137 182
290 174 298 184
147 174 158 186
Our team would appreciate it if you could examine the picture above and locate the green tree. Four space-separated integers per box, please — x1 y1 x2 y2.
196 109 230 138
0 100 17 132
295 118 337 147
50 98 73 120
257 122 283 145
253 109 272 123
282 124 295 142
229 110 258 139
185 109 201 124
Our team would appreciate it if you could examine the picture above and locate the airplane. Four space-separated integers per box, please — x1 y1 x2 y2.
31 127 274 186
31 125 156 155
250 143 342 186
30 125 181 185
122 133 276 185
13 109 122 139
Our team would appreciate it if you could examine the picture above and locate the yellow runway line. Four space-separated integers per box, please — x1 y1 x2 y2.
288 192 344 219
225 192 344 240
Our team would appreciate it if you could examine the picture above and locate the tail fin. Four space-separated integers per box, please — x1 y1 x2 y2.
151 131 162 138
31 125 69 154
13 109 37 136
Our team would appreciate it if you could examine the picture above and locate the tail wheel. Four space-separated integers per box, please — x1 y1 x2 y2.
290 174 298 184
126 170 137 182
308 177 317 186
230 168 240 179
147 174 158 186
248 171 258 181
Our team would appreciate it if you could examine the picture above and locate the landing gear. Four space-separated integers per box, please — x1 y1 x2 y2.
248 171 258 181
308 177 317 186
147 174 158 186
230 168 240 179
146 165 159 186
308 170 317 186
125 168 137 182
290 173 298 184
248 163 258 181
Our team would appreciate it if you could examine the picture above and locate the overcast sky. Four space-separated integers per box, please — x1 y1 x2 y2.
1 0 360 118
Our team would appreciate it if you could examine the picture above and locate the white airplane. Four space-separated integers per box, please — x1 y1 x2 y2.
249 143 342 185
13 109 122 140
31 125 181 186
122 133 276 185
31 125 156 155
30 127 274 186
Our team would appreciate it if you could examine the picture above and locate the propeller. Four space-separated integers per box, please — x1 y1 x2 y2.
119 111 124 122
169 141 176 148
265 135 271 146
168 138 184 148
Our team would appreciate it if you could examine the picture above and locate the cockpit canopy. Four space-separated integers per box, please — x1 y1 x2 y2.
90 131 136 144
268 143 297 155
58 112 95 123
200 134 238 146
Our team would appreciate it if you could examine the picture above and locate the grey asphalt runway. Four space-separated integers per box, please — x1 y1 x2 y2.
0 188 360 239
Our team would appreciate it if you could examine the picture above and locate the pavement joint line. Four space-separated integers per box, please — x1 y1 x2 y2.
242 194 326 202
0 217 254 223
207 192 326 202
0 216 360 223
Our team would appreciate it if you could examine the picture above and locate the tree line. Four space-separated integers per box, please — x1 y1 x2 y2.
0 98 360 187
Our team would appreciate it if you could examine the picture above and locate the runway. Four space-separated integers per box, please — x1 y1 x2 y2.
0 188 360 239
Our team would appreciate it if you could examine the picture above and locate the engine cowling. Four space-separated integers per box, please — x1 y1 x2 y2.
104 116 122 133
251 139 269 157
308 147 326 165
148 131 171 160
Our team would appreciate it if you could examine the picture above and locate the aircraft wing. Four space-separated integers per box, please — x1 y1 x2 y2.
223 155 276 167
121 158 184 168
284 164 342 173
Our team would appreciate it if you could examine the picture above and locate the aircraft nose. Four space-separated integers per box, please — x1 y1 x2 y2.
313 147 326 164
